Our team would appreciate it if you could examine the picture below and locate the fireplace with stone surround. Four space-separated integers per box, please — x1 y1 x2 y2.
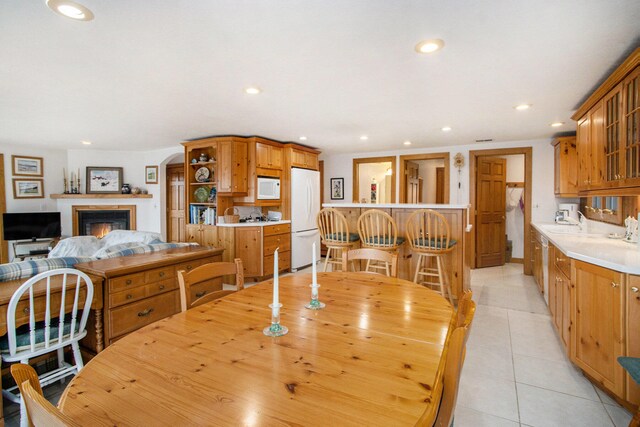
72 205 136 237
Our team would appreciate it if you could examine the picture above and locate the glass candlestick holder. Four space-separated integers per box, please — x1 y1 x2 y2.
263 303 288 336
305 284 326 310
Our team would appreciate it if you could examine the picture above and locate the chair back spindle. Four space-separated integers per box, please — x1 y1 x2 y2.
6 269 93 358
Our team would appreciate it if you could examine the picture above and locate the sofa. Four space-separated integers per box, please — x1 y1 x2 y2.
0 230 196 283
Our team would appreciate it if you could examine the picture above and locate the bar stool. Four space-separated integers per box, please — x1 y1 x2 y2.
405 209 456 304
357 209 405 274
317 208 360 271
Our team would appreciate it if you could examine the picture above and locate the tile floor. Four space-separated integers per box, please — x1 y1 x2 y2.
456 263 633 427
3 263 634 426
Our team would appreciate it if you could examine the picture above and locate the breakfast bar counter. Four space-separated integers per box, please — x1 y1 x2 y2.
322 203 471 299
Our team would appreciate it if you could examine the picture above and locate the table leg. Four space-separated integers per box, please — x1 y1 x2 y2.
94 309 104 353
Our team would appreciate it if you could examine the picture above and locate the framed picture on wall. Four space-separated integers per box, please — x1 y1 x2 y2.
86 167 123 194
145 165 158 184
12 155 43 177
330 178 344 200
13 179 44 199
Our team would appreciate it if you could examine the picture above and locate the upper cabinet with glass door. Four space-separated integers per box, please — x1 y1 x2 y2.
572 47 640 193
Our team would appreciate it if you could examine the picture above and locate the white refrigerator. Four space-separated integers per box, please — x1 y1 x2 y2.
290 168 321 271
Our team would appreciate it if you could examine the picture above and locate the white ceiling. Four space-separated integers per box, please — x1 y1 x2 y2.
1 1 639 154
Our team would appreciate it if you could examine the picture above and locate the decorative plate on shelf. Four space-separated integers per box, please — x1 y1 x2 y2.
195 167 210 182
194 186 210 202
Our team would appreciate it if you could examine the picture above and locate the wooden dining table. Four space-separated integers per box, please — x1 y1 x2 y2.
58 272 454 426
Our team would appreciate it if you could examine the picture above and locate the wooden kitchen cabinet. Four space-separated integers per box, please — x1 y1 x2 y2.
573 47 640 193
256 141 283 170
217 138 248 195
577 101 606 191
291 148 319 170
186 224 217 247
552 136 578 197
572 260 625 398
531 227 544 294
234 224 291 280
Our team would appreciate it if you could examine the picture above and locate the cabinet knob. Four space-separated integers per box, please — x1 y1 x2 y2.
126 294 132 300
196 291 207 298
632 287 639 293
126 279 132 285
159 272 165 277
159 284 165 290
611 282 619 288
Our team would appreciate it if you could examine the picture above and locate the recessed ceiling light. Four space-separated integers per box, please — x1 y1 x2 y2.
441 126 452 132
415 39 445 54
299 136 307 141
403 141 412 146
550 122 565 127
46 0 94 21
514 104 531 111
244 87 261 95
360 135 368 141
81 140 92 145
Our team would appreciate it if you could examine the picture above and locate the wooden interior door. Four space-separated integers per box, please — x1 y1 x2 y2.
435 167 444 203
166 163 185 242
476 157 506 268
405 161 420 203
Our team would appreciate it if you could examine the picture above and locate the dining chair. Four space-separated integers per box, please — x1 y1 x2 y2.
1 269 94 427
405 209 456 305
341 248 398 277
317 208 360 272
416 298 476 427
455 290 474 327
11 364 80 427
177 258 244 311
357 209 405 274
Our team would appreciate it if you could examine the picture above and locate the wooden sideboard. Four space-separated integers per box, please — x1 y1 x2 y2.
76 246 223 346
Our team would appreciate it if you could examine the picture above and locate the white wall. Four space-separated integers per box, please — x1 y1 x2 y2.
320 138 559 223
63 146 182 238
0 144 66 213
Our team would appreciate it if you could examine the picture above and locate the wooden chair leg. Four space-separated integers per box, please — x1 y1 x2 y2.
437 255 455 305
323 247 331 272
413 253 422 283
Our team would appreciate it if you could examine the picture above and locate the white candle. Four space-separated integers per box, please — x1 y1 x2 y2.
312 241 317 285
272 248 279 307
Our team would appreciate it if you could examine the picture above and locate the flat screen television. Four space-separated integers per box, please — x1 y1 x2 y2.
3 212 62 241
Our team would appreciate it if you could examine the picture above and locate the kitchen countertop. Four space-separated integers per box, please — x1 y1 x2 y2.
532 222 640 275
322 203 470 209
216 220 291 228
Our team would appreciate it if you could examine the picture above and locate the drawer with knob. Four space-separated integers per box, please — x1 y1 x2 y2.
263 234 291 256
189 279 224 303
554 250 571 279
109 278 178 308
110 273 146 292
109 290 180 339
144 266 175 283
264 223 291 237
174 258 209 274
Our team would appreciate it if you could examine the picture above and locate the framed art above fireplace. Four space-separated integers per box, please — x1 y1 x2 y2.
86 167 123 194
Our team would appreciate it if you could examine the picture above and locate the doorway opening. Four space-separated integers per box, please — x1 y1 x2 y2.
399 153 450 204
352 156 396 203
469 148 532 274
166 163 185 242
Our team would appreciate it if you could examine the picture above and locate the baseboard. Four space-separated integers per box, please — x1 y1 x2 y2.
510 257 524 264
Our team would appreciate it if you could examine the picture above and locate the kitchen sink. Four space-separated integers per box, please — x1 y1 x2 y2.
539 224 603 237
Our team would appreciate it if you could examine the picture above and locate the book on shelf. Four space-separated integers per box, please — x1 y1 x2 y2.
190 205 216 225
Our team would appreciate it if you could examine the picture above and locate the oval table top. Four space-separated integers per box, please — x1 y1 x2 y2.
59 272 454 426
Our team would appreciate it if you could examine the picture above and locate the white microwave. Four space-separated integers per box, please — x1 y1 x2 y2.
257 177 281 200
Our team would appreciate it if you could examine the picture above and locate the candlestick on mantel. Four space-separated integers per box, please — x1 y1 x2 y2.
264 247 288 336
